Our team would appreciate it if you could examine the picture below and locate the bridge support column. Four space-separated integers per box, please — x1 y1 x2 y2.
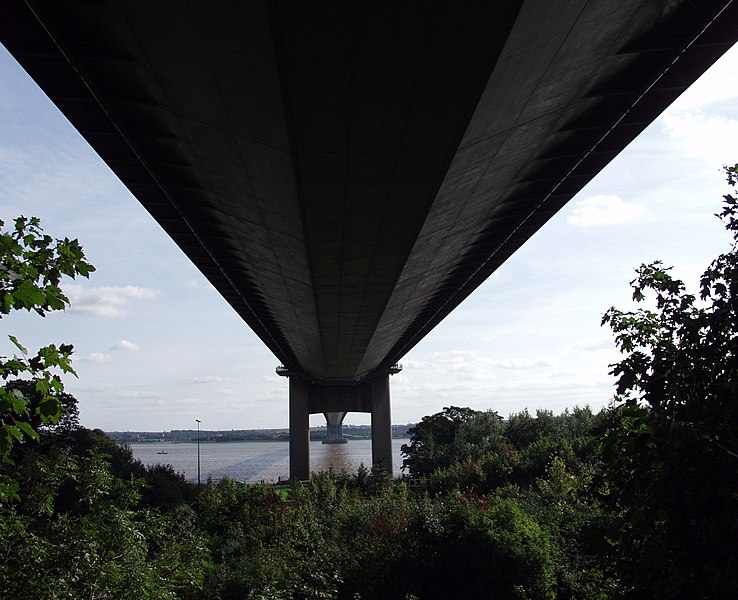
280 365 400 479
323 411 348 444
289 377 310 481
370 374 392 473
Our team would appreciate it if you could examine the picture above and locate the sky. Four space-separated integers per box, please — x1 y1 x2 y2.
1 41 737 432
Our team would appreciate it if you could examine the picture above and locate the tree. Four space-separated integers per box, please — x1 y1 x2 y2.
1 450 208 599
0 216 94 499
601 164 738 598
401 406 481 476
3 379 80 436
408 494 555 599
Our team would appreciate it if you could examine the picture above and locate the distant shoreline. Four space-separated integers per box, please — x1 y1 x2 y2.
107 424 413 445
124 437 410 443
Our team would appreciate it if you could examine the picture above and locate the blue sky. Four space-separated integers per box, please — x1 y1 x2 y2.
2 42 737 431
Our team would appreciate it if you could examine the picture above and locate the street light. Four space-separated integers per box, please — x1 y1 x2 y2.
195 419 201 486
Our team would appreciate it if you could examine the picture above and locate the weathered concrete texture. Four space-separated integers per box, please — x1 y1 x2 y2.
0 1 735 385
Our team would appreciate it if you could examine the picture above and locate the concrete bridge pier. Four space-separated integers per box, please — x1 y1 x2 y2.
369 375 393 473
288 377 311 482
280 366 401 480
323 412 348 444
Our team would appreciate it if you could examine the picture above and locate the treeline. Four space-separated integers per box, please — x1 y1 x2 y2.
0 403 604 599
2 397 735 598
107 424 413 444
108 428 291 444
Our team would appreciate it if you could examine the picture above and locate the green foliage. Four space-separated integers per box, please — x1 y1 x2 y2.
191 477 343 599
0 216 94 499
521 458 615 599
600 164 738 598
403 405 604 493
0 215 93 316
401 493 555 600
1 451 208 599
400 404 613 597
1 411 615 599
401 406 483 476
1 425 208 599
4 379 80 436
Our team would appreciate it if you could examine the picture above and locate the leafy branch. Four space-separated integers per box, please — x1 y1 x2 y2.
1 216 94 500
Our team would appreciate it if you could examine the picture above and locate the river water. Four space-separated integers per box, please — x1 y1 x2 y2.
128 439 408 483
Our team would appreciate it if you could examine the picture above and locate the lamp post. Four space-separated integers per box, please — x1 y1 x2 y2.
195 418 201 486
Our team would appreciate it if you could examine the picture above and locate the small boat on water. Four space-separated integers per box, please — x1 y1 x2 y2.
157 450 168 455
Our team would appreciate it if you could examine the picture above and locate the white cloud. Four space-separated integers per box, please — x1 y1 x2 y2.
78 352 112 363
189 375 236 385
488 357 553 369
110 339 140 352
64 284 160 317
403 350 553 383
403 350 475 370
417 382 482 395
567 194 646 227
659 112 738 169
406 351 552 371
567 337 614 352
113 390 164 400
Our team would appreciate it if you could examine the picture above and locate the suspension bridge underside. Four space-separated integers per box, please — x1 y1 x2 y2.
1 0 735 477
